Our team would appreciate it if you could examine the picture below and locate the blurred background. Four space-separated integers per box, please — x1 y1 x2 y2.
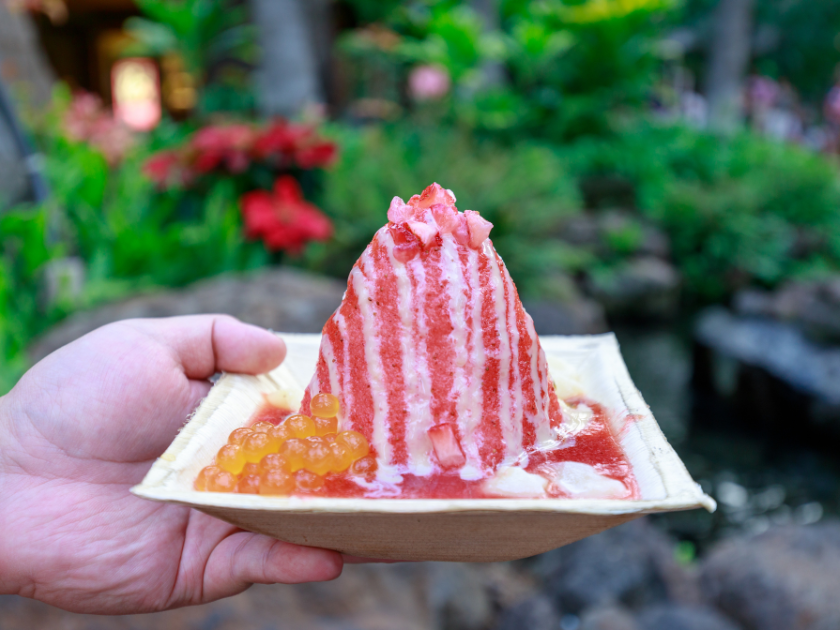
2 0 840 628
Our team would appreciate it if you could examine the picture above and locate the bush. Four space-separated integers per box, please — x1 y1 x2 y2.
563 121 840 299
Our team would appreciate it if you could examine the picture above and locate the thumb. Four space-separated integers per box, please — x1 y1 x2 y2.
200 532 343 602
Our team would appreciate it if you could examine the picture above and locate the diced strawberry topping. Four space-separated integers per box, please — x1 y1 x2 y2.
465 210 493 248
387 196 414 223
390 223 422 262
409 183 456 210
430 203 459 232
452 214 471 247
428 423 466 469
407 221 438 247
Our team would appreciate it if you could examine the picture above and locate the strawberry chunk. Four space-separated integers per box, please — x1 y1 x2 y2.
428 423 466 469
390 223 422 262
407 221 438 247
430 203 459 233
465 210 493 248
387 196 413 223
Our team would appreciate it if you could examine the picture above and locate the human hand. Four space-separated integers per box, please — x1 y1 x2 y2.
0 316 343 614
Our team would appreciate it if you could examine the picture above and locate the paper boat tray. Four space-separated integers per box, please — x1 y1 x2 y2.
132 333 714 562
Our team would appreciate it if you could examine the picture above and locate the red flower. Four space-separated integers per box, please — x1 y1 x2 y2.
294 140 338 169
252 120 312 160
240 176 333 252
143 150 184 187
191 124 254 174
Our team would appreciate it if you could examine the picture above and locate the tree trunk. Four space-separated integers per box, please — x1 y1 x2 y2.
0 5 54 207
251 0 324 118
0 4 55 107
470 0 505 88
705 0 754 133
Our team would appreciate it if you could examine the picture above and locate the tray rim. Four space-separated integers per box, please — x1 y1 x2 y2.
131 332 716 515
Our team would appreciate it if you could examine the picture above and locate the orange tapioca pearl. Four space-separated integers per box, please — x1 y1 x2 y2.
216 444 246 475
195 465 221 491
228 427 252 446
313 415 338 437
310 393 340 418
236 475 261 494
251 421 275 434
329 442 353 473
302 437 332 476
350 455 378 479
268 421 295 445
242 462 260 477
294 469 325 492
259 452 291 475
280 438 307 472
259 468 294 495
336 431 369 460
242 432 274 464
207 470 237 492
286 414 317 439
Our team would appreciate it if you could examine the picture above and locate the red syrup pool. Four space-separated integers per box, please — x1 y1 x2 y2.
244 397 638 500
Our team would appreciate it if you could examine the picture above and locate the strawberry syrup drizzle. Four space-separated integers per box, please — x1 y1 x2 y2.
477 249 504 469
336 277 375 445
421 238 458 428
370 238 409 465
515 302 538 449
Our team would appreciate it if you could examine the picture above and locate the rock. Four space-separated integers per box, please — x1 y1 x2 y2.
28 267 346 362
579 605 640 630
734 280 840 344
523 272 608 335
495 595 560 630
694 307 840 408
557 210 671 260
524 298 608 335
529 519 699 615
585 257 680 318
0 562 539 630
700 523 840 630
426 564 494 630
636 605 741 630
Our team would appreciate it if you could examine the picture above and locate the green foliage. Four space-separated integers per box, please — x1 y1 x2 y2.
0 207 62 392
125 0 256 114
342 0 676 140
306 119 840 304
0 97 267 392
563 121 840 299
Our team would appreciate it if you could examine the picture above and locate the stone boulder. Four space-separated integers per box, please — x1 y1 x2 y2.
636 604 742 630
494 595 560 630
528 518 699 615
579 605 640 630
700 523 840 630
585 257 681 318
29 267 346 362
734 279 840 344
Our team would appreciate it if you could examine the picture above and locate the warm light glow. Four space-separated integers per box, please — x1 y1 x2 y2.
112 58 161 132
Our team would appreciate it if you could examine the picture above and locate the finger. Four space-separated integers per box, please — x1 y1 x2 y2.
201 533 343 602
128 315 287 379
